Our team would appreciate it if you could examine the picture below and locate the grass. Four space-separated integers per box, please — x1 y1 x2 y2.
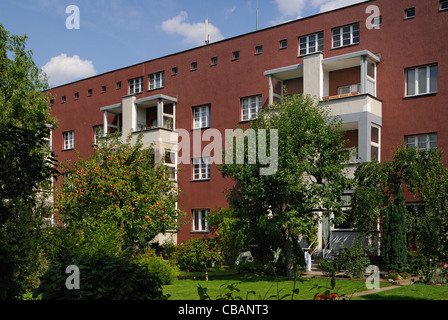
353 283 448 300
163 274 392 300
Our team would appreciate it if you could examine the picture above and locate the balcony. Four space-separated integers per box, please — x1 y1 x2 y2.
100 94 178 153
264 50 382 163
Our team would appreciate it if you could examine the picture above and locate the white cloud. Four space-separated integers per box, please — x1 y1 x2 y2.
161 11 224 46
317 0 368 13
42 54 97 87
271 0 367 25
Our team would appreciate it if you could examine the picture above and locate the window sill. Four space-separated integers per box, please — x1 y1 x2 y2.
330 42 359 51
147 87 164 92
190 231 210 234
190 179 211 182
62 148 74 152
297 51 324 58
403 92 437 99
238 118 257 124
191 126 211 131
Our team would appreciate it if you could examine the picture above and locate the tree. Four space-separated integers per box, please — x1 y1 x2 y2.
219 94 352 279
381 187 407 272
350 147 448 262
56 133 184 256
0 24 57 299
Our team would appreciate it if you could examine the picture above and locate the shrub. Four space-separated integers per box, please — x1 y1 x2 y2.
136 248 179 285
171 238 223 271
318 258 339 276
334 243 371 278
33 256 167 300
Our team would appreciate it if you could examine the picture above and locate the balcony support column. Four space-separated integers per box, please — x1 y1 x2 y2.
157 98 164 129
103 111 108 136
360 55 367 94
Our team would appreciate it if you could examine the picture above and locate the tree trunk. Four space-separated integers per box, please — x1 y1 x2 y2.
282 227 296 280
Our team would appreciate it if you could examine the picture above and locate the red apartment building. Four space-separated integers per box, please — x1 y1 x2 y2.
47 0 448 257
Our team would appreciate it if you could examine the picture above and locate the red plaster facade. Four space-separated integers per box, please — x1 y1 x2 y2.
47 0 448 248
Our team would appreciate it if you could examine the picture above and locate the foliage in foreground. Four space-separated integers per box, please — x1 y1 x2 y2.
33 256 167 300
56 133 183 256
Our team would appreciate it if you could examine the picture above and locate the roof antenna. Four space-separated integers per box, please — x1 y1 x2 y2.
256 0 259 31
205 9 210 45
205 18 210 44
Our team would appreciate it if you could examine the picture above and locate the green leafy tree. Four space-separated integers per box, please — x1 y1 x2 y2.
56 133 184 256
380 187 407 272
219 94 352 279
350 147 448 262
0 24 57 299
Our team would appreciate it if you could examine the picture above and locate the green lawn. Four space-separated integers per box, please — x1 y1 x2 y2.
163 275 391 300
353 283 448 300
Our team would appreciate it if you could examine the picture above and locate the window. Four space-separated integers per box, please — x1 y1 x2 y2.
164 150 177 180
129 77 143 94
279 39 288 49
241 95 262 121
405 8 415 19
102 86 107 93
63 131 74 150
62 96 66 103
299 32 324 56
88 89 92 96
211 57 218 66
405 134 437 150
74 92 79 100
441 1 448 10
338 84 360 95
371 125 380 161
371 15 382 28
172 67 178 76
149 71 165 90
192 209 209 232
405 64 438 96
193 105 210 129
255 45 263 55
93 125 104 144
116 81 122 89
191 62 197 71
232 51 240 60
50 99 54 106
193 157 210 180
332 23 359 48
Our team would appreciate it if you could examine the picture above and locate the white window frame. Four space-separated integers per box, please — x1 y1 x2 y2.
193 105 210 129
405 134 437 151
93 125 104 145
129 77 143 94
337 84 360 95
255 46 263 55
63 131 74 150
371 125 381 162
299 32 324 56
164 150 177 181
149 72 164 90
193 157 210 180
441 1 448 11
211 57 218 66
332 23 359 48
279 39 288 49
192 209 209 232
405 64 438 97
405 8 415 19
241 95 262 121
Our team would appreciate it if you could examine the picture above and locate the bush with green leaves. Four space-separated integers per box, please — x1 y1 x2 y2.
334 243 371 278
33 256 167 300
136 248 179 285
171 238 223 271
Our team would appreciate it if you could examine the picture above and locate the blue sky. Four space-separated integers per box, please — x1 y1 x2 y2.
0 0 366 87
